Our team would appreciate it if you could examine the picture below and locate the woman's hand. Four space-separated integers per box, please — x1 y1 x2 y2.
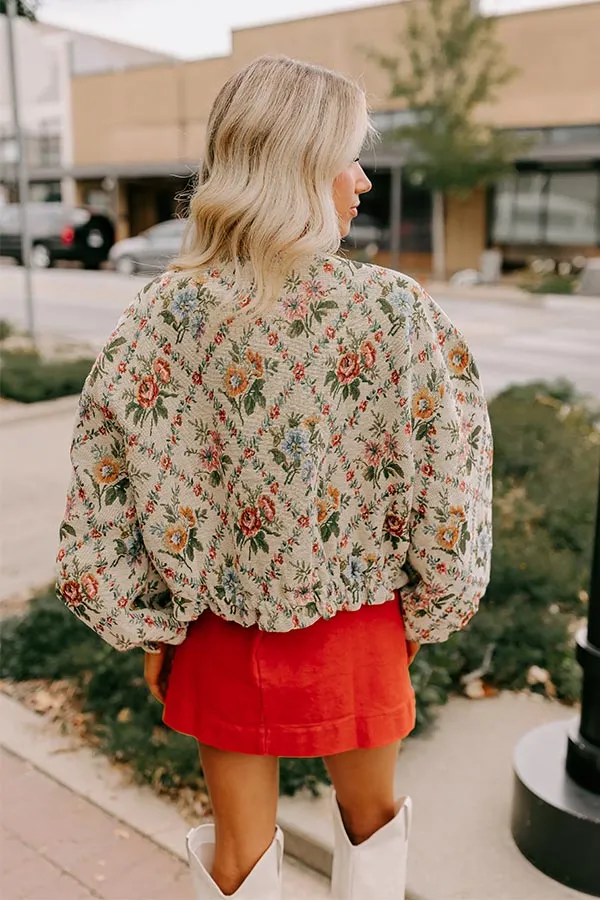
406 640 420 666
144 644 176 704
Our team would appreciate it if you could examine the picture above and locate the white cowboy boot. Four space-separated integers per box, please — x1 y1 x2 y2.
187 823 284 899
330 790 412 899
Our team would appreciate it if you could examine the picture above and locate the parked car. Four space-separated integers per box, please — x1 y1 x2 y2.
109 218 187 275
0 203 115 269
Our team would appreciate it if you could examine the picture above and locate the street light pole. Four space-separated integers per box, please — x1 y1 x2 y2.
511 462 600 897
5 0 36 341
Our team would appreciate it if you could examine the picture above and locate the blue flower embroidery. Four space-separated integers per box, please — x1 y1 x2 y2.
281 427 310 462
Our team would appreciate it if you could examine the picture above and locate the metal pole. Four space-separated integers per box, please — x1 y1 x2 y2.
389 164 402 272
566 466 600 790
6 0 35 341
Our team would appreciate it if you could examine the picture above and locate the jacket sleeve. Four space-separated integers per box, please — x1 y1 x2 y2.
56 377 188 653
395 285 493 644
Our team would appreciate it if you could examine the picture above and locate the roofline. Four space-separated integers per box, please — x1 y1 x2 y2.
231 0 600 37
36 19 177 61
70 52 229 81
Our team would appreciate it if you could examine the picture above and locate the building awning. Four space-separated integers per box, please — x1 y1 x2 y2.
519 140 600 164
69 161 199 180
7 139 600 186
1 161 200 183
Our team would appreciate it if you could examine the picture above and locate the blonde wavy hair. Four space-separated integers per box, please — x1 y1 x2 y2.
172 55 374 311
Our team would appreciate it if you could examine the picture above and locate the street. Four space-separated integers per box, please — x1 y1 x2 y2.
1 264 599 400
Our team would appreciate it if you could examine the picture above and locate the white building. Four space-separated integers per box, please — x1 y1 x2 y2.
0 14 173 205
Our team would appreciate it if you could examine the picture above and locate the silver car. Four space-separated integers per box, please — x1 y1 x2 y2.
109 218 187 275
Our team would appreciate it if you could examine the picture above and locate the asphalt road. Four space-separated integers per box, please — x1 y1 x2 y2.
1 263 599 400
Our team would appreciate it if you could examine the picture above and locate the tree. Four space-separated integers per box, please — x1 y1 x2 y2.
371 0 526 280
0 1 39 20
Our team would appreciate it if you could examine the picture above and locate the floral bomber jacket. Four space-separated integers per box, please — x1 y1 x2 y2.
56 254 493 652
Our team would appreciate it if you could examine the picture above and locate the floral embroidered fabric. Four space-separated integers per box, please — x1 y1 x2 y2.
56 255 493 651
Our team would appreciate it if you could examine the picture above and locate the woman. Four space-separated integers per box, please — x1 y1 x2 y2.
57 55 492 900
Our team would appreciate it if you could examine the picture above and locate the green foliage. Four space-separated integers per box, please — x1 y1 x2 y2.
520 273 577 295
0 1 38 19
1 381 596 796
431 379 598 704
0 319 14 342
0 350 94 403
370 0 528 194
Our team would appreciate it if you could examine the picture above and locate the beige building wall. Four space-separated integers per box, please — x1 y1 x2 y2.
181 57 232 161
445 190 487 274
73 64 180 166
72 56 230 167
71 1 600 168
487 3 600 127
230 1 411 109
231 1 600 127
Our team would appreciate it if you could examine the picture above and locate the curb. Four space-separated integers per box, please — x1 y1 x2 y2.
0 394 80 426
424 283 599 308
0 692 425 899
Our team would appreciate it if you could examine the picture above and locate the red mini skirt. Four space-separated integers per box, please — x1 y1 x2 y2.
163 591 416 757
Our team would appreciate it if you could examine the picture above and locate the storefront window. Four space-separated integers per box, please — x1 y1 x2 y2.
546 172 599 245
492 170 600 247
511 173 546 243
346 169 433 254
492 176 517 242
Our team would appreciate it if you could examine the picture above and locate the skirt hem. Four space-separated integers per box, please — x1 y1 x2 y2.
163 695 416 758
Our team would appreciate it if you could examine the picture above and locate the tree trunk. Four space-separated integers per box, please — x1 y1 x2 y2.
432 190 446 282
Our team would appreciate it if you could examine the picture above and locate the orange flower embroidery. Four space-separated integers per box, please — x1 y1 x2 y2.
437 523 460 550
224 366 249 397
316 499 329 523
447 342 470 375
93 456 121 484
179 506 196 528
327 485 340 509
412 388 436 421
449 505 466 523
165 525 188 553
246 350 264 378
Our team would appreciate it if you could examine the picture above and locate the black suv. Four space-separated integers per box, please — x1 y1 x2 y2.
0 203 115 269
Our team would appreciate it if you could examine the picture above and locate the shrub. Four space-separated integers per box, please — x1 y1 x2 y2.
520 273 578 295
0 319 14 342
0 350 94 403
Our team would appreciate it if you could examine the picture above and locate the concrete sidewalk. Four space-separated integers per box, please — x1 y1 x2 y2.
0 395 78 609
278 692 593 900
